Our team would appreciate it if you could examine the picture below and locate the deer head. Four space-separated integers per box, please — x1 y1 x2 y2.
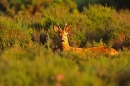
54 24 71 43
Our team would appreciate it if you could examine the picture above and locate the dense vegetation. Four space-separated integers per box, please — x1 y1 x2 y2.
76 0 130 11
0 1 130 86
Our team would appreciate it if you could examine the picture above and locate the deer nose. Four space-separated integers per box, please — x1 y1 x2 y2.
60 37 65 42
60 39 65 42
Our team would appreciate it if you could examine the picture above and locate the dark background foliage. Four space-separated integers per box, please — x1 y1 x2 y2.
0 0 130 15
76 0 130 11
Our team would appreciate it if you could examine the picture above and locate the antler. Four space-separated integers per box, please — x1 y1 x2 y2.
56 23 62 31
65 22 67 26
64 22 68 30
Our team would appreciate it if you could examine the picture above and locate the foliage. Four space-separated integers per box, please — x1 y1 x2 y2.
0 16 31 50
0 0 77 16
0 3 130 86
75 0 130 11
0 46 130 86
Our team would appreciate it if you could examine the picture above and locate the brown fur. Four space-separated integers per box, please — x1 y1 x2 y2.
54 25 118 56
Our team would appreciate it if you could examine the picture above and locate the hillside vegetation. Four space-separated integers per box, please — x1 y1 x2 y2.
0 3 130 86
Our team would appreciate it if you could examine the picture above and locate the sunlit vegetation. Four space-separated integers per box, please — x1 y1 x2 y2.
0 1 130 86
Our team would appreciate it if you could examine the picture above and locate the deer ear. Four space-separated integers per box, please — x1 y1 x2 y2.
65 25 71 32
54 25 59 32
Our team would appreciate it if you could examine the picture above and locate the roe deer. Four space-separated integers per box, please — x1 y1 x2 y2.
54 24 118 56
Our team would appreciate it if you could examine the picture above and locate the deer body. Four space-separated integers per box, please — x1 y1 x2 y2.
54 25 118 56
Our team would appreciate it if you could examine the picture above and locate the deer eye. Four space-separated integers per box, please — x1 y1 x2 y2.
59 33 62 36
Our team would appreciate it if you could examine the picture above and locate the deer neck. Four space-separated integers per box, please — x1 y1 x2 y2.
60 40 71 51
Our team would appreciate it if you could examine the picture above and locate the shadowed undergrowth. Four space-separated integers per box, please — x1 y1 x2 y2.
0 47 130 86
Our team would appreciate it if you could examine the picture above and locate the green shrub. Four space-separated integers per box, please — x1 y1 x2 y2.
0 16 31 50
0 46 130 86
